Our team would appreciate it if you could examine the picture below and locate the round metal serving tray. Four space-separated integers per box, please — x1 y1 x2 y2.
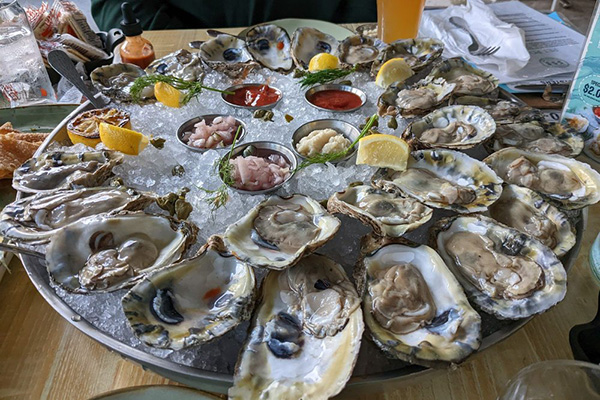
17 100 587 395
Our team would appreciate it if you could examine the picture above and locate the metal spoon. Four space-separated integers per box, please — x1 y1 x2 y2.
47 50 107 109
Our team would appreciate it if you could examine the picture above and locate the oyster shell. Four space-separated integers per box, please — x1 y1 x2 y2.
245 24 293 72
291 27 339 70
431 214 567 319
224 194 340 270
122 236 256 350
0 186 154 243
199 33 258 78
487 185 576 257
484 147 600 209
427 58 499 96
46 211 197 293
327 184 432 237
371 38 444 75
13 151 123 194
145 49 205 81
91 63 153 102
372 149 503 213
378 77 456 118
338 34 387 69
229 254 363 399
403 105 496 150
453 97 543 125
356 235 481 365
488 121 584 156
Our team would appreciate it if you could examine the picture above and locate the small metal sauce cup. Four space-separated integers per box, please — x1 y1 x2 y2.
304 84 366 113
221 83 283 110
176 114 246 153
291 119 361 163
219 141 297 195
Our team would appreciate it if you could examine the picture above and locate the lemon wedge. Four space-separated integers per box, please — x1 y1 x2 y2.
308 53 340 72
154 81 183 108
375 58 414 89
356 134 410 171
99 122 149 155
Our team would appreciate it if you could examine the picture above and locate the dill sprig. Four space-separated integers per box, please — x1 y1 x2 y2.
130 74 233 104
294 114 378 172
298 66 357 88
199 125 243 210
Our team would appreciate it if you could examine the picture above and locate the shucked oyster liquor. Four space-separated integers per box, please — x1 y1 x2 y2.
432 214 567 320
46 211 197 293
122 236 256 350
356 236 481 366
224 194 340 270
229 254 363 399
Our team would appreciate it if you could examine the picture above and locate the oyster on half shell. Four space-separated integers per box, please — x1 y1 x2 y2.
122 236 256 350
91 63 153 102
291 27 339 70
327 184 432 237
245 24 293 72
229 254 363 399
356 235 481 366
426 58 499 96
338 34 387 70
145 49 204 81
378 78 456 118
199 33 258 78
224 194 340 270
431 214 567 320
371 38 444 75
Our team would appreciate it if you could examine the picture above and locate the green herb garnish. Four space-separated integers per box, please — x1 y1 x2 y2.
298 66 357 88
130 74 233 104
294 114 378 172
199 125 243 210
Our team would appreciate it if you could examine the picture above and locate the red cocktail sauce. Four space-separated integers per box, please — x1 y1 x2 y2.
309 90 363 111
226 85 280 107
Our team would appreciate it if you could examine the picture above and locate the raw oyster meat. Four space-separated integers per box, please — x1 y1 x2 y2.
291 27 339 70
378 77 456 118
12 151 123 194
145 49 204 81
91 63 153 102
338 34 386 69
484 148 600 209
432 214 567 319
327 184 432 237
46 212 197 293
371 38 444 75
488 121 584 156
427 58 499 96
372 149 503 213
224 194 340 270
487 185 576 258
356 235 481 365
199 33 258 78
0 186 154 243
245 24 293 72
122 236 256 350
229 254 363 399
403 105 496 150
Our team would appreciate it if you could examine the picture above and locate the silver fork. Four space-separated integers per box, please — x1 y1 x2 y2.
449 16 500 57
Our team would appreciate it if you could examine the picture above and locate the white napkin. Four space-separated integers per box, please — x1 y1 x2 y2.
420 0 530 75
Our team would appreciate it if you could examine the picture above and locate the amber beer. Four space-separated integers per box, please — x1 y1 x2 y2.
377 0 426 43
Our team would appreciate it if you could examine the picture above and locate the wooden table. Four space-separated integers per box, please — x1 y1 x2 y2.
1 28 599 400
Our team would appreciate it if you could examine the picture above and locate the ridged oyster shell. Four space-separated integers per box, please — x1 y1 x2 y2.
122 236 256 350
338 34 387 69
426 58 499 96
372 149 503 213
229 254 363 399
145 49 204 81
291 27 339 70
487 185 576 258
327 184 432 237
453 97 544 125
355 235 481 366
0 186 154 243
431 214 567 319
378 77 456 118
484 147 600 209
199 33 258 78
46 211 197 293
12 151 123 194
224 194 340 270
371 38 444 75
403 105 496 150
91 63 153 102
245 24 293 72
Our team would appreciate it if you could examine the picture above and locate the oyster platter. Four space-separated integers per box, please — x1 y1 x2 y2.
1 24 595 398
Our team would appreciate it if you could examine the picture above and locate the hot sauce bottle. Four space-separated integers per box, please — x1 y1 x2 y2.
119 2 155 69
